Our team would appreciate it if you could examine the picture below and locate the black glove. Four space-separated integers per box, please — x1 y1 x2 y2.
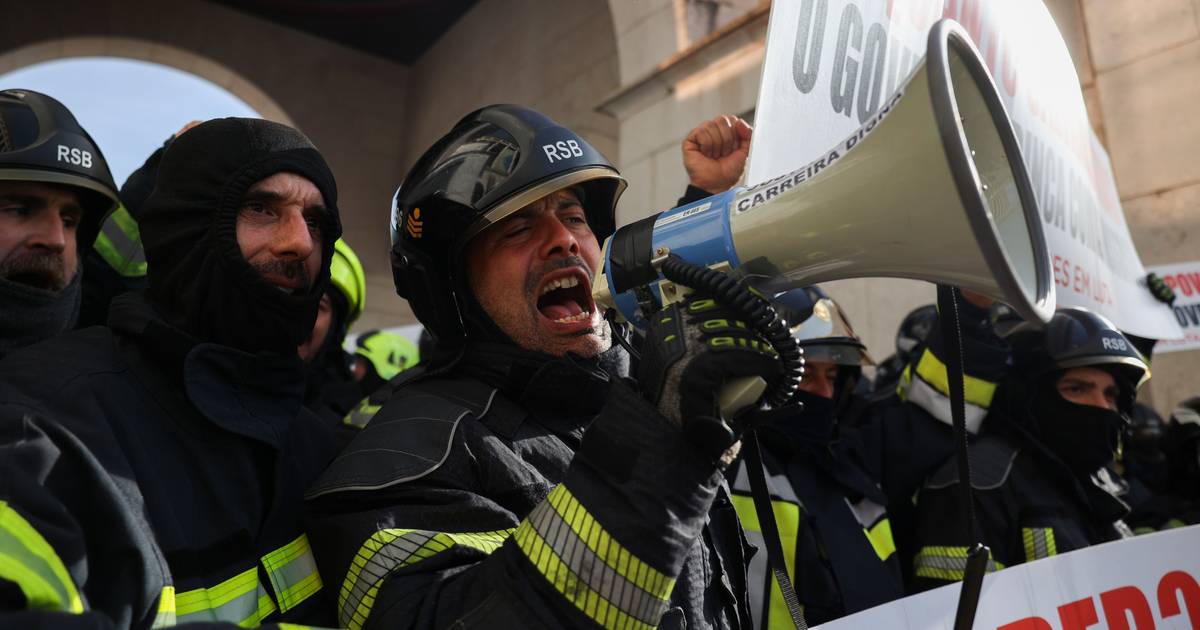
638 293 784 460
1147 272 1177 306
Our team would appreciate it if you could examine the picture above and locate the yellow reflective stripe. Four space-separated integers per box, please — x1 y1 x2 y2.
914 348 997 409
1022 527 1058 561
340 528 512 630
514 484 676 629
342 399 381 429
913 546 1003 582
730 493 801 629
150 585 175 628
261 534 322 613
175 566 276 626
0 500 84 613
914 546 1005 581
864 518 896 561
545 484 673 600
94 204 147 277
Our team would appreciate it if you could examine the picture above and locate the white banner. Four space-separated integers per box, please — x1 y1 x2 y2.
815 525 1200 629
748 0 1182 340
1145 262 1200 354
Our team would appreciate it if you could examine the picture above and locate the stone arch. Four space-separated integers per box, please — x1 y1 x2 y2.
0 36 294 127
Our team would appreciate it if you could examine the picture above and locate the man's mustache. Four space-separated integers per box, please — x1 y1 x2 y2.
0 251 72 291
251 258 312 292
524 256 592 296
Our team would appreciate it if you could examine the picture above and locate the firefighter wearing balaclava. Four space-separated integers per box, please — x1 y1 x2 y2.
728 287 904 626
0 89 119 356
0 118 342 627
305 105 782 630
910 308 1149 591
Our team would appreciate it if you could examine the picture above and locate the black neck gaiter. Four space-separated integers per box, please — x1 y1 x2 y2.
0 270 81 358
1034 386 1127 478
138 118 341 356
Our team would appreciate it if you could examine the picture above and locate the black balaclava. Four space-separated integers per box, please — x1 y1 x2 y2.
139 118 341 355
1033 373 1129 478
303 289 353 404
0 269 80 358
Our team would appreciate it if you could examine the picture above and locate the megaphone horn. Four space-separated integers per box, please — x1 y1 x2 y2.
593 18 1055 328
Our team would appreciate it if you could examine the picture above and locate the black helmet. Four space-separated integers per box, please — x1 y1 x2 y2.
895 304 937 359
390 104 626 346
772 286 874 367
1006 307 1149 411
0 89 119 249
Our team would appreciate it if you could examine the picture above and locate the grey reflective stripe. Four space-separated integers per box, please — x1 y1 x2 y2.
730 461 802 505
846 496 886 529
174 567 276 626
905 373 987 433
742 526 770 628
340 529 511 630
94 206 147 276
341 400 380 429
524 495 668 627
262 534 322 613
913 546 1003 582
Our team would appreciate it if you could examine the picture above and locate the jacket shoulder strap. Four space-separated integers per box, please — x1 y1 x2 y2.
305 375 498 499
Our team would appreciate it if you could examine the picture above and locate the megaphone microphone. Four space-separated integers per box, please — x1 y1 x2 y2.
593 19 1055 344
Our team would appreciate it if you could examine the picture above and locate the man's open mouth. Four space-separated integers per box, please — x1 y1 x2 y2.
535 268 596 325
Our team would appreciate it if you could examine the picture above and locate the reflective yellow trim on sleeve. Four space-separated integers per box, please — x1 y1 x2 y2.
175 566 277 626
1021 527 1057 562
261 534 322 613
150 585 175 628
93 204 148 277
864 518 897 562
0 500 84 613
515 484 676 630
914 348 998 409
913 545 1003 582
339 528 512 630
342 399 382 429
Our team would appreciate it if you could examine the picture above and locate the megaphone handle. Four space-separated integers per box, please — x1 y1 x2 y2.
718 376 768 418
654 253 804 414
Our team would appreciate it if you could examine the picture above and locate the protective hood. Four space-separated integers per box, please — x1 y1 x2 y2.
139 118 341 355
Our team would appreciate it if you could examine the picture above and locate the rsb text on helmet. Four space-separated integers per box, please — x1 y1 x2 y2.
542 139 583 163
57 144 93 168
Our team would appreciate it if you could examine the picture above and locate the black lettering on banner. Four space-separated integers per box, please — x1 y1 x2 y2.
734 88 901 215
857 22 889 123
793 0 828 94
831 4 863 118
1175 304 1200 327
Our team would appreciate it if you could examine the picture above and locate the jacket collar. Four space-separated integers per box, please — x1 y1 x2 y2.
109 292 307 448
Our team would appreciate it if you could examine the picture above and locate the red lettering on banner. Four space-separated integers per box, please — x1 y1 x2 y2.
1054 256 1071 288
1157 570 1200 627
1167 272 1200 297
1099 586 1154 629
998 618 1053 630
1057 597 1100 630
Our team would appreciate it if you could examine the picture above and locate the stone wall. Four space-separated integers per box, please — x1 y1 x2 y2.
0 0 413 333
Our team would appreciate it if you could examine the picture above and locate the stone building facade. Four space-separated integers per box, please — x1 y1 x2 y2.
1 0 1195 414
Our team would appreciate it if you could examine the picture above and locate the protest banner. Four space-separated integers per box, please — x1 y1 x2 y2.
815 525 1200 629
1146 262 1200 353
747 0 1182 340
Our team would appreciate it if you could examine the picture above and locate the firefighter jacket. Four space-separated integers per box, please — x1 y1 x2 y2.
851 297 1010 592
0 292 337 628
729 403 904 627
304 342 753 630
910 422 1132 591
